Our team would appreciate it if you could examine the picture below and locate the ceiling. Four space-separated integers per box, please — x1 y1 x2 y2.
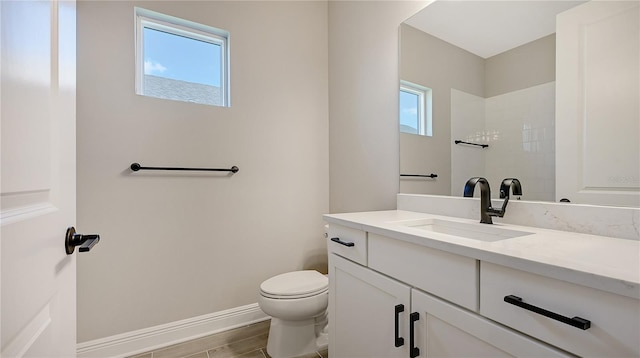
404 0 586 59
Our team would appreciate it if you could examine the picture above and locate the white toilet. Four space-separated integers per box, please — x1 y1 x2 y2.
258 270 329 358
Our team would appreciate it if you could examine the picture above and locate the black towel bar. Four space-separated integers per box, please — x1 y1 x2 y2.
455 140 489 148
130 163 239 173
401 174 438 178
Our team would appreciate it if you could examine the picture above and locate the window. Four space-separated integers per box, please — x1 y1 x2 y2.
135 8 230 107
399 81 432 136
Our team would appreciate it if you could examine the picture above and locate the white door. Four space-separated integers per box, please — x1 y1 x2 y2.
1 0 79 356
556 1 640 207
329 254 411 358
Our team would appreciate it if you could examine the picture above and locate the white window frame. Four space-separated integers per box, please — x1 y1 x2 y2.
400 80 432 136
135 7 230 107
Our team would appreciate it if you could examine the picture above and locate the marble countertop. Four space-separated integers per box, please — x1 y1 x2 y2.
324 210 640 300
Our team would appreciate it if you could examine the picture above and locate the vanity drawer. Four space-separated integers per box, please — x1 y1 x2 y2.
480 262 640 357
327 224 367 266
368 233 478 311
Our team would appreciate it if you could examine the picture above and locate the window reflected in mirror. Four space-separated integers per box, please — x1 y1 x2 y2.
400 81 432 136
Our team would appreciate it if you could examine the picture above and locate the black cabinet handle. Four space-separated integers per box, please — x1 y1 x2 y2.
409 312 420 358
504 295 591 330
394 304 405 347
330 237 355 247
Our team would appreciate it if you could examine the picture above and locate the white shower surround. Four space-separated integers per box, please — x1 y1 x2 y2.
451 82 555 201
451 82 556 201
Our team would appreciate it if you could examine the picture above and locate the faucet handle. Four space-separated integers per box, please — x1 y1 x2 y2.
487 206 505 218
500 178 522 198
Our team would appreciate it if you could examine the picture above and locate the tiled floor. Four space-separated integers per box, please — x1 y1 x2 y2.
128 320 329 358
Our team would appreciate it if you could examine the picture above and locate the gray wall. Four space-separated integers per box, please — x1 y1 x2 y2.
328 1 429 213
77 0 328 342
485 34 555 97
78 0 433 342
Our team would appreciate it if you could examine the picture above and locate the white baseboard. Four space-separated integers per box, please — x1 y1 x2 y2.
77 303 269 358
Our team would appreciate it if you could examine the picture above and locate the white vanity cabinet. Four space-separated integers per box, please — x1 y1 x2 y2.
481 262 640 357
367 233 477 311
327 224 571 357
411 289 569 357
329 253 411 358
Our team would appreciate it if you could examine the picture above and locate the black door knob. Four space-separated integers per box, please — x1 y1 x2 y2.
65 227 100 254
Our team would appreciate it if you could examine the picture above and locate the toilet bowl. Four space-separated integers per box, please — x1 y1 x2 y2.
258 270 329 358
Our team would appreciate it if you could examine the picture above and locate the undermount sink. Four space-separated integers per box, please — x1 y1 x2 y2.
391 218 533 242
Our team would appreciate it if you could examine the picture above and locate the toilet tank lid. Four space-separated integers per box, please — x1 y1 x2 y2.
260 270 328 297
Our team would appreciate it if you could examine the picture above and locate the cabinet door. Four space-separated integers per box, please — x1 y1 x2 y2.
411 289 570 357
329 254 411 358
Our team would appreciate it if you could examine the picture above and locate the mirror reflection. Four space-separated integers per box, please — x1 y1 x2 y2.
399 0 639 207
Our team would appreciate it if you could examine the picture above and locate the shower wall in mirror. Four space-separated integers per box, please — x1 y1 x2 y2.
451 83 555 201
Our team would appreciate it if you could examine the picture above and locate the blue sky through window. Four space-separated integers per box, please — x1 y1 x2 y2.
143 27 221 87
400 90 419 134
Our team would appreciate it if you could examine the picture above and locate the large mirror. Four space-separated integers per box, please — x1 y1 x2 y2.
399 0 640 207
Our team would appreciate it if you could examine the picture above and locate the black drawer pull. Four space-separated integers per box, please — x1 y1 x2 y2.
504 295 591 330
330 237 355 247
394 304 405 347
409 312 420 358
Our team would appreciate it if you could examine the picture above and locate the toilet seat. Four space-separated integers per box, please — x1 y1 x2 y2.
260 270 328 299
